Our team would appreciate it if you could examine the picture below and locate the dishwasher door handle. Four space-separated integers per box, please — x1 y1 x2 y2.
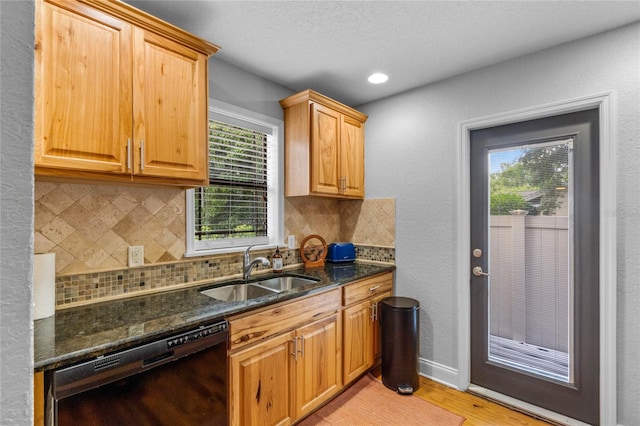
142 351 174 368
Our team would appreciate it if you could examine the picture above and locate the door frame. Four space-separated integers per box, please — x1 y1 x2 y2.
456 93 616 425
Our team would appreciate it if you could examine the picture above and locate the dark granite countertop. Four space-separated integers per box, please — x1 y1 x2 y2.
34 262 395 371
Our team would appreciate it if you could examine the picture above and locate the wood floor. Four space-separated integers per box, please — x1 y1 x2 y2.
371 367 552 425
413 375 552 425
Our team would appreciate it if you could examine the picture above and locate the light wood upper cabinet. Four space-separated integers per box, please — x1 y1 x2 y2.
280 90 367 199
35 0 132 174
340 115 365 197
35 0 219 187
133 29 208 180
310 103 341 196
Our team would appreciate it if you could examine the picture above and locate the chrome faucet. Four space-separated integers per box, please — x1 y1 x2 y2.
243 245 271 280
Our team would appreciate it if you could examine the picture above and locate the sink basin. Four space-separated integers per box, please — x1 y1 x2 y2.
252 275 320 292
200 283 277 302
200 275 320 302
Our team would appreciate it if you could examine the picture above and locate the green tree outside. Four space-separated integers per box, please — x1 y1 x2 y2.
490 143 569 216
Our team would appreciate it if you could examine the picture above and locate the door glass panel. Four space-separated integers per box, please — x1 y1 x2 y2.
487 138 573 383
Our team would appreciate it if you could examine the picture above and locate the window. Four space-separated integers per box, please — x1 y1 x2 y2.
186 100 283 255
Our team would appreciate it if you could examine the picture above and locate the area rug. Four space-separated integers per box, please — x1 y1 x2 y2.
298 374 465 425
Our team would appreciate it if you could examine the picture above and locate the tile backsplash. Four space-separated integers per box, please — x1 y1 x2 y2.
34 181 395 307
35 182 186 274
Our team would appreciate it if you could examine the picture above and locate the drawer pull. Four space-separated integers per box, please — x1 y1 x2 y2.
126 138 131 170
369 285 381 292
370 302 379 322
139 140 145 171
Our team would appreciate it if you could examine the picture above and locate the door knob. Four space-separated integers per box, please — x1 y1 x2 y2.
472 266 489 277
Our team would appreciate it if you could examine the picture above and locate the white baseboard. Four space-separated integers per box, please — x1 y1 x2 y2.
418 357 459 389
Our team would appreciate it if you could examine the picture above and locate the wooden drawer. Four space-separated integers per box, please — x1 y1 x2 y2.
342 272 393 307
228 288 341 351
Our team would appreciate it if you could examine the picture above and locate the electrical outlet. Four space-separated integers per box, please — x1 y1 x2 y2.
128 323 144 336
128 246 144 267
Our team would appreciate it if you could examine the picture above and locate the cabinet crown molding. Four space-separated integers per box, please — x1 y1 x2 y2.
75 0 220 55
280 89 368 123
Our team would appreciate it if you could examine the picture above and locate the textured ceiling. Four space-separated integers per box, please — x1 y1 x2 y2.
125 1 640 106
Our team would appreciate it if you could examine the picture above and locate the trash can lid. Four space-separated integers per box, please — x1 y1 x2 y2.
381 296 419 309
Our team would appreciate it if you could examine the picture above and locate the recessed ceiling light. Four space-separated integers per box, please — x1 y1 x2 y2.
368 73 388 84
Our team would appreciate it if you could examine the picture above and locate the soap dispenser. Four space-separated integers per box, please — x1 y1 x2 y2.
272 247 283 273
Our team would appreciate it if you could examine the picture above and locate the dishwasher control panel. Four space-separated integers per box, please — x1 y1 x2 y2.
167 321 228 349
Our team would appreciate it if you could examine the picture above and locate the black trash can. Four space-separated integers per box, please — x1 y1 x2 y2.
380 296 420 394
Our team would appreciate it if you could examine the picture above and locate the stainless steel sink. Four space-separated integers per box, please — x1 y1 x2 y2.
200 275 320 302
252 275 320 292
200 283 278 302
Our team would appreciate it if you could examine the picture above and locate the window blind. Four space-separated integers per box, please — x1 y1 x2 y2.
194 120 268 241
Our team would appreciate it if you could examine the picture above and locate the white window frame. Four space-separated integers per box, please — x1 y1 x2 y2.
185 99 284 256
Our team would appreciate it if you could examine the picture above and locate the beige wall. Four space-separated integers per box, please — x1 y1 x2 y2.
35 181 395 275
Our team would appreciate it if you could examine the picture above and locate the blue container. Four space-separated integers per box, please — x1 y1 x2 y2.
326 243 356 263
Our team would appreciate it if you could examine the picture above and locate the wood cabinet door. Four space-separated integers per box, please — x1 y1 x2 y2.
340 116 365 198
342 299 373 384
310 102 341 195
34 371 44 426
372 292 392 362
294 314 342 419
35 0 132 173
133 29 208 182
229 332 295 426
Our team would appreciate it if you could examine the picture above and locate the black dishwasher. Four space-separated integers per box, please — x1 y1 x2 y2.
47 320 228 426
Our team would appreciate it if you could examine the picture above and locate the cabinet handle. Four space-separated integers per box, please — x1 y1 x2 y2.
369 285 380 292
139 140 145 171
126 139 131 170
291 338 298 361
370 304 375 322
298 337 305 358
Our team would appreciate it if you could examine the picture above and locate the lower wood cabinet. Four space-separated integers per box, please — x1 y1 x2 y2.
229 332 295 425
227 272 394 425
294 314 341 420
342 273 393 385
34 371 44 426
228 289 342 425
